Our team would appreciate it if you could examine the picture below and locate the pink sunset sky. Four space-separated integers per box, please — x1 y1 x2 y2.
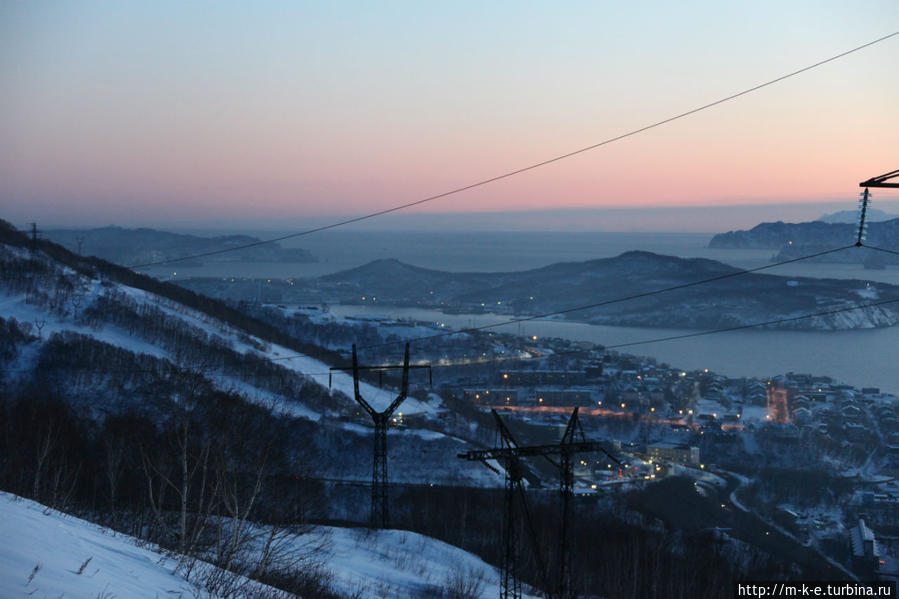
1 2 897 231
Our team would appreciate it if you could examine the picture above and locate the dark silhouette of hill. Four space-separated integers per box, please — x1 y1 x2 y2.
311 251 899 330
41 225 315 267
0 219 337 363
708 218 899 266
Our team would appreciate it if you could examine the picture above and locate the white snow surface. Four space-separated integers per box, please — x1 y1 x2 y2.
1 246 499 486
0 492 241 598
0 493 539 599
0 292 167 362
740 405 769 425
0 244 439 417
299 526 541 599
266 346 439 415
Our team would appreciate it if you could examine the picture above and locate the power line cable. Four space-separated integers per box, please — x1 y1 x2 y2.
601 297 899 351
864 244 899 257
128 31 899 269
3 242 862 371
434 296 899 368
7 239 892 376
6 243 871 373
354 244 856 351
9 293 898 377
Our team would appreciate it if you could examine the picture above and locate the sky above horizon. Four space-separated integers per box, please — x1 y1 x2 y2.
2 2 898 231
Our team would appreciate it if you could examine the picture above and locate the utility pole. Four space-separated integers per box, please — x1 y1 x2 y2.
356 343 406 529
458 408 618 599
856 169 898 248
857 187 871 246
556 408 585 599
28 223 38 256
497 410 545 599
333 343 430 529
859 169 899 189
550 407 616 598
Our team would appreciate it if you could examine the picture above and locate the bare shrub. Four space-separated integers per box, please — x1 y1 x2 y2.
76 556 93 575
253 563 341 599
27 562 40 585
442 564 487 599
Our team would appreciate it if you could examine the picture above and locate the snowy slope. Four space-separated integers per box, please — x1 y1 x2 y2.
0 493 540 599
0 243 437 417
0 286 447 429
0 242 502 485
0 492 268 599
253 341 439 416
313 526 541 599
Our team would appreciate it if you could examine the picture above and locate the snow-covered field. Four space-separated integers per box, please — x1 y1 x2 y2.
1 244 507 489
0 493 538 599
0 492 218 598
305 526 539 598
0 252 438 418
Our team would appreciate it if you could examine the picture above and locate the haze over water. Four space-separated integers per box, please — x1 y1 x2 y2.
151 230 899 395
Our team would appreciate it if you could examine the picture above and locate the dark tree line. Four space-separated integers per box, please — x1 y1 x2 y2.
1 220 821 597
373 482 790 599
0 382 342 594
0 302 346 420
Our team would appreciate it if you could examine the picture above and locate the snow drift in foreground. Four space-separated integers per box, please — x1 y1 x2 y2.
0 492 213 598
310 525 542 599
0 493 540 598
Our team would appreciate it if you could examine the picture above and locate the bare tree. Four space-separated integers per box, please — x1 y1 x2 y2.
31 407 61 500
138 366 218 553
70 293 83 320
101 420 130 526
441 564 487 599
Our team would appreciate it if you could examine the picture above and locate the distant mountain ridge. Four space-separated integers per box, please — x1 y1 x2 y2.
0 218 486 486
818 208 897 224
298 251 899 330
707 217 899 266
42 225 316 267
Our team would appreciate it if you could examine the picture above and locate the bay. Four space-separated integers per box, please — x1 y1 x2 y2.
145 230 899 394
327 304 899 396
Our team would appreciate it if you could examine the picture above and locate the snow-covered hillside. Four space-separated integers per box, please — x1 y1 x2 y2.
0 236 504 488
0 493 538 599
0 243 437 417
316 526 540 598
0 492 257 598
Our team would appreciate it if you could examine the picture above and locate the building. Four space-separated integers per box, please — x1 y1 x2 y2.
766 383 791 424
849 518 881 577
645 443 700 466
534 388 594 407
463 389 518 405
499 370 586 386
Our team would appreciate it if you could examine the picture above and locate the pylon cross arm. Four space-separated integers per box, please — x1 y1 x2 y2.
859 169 899 188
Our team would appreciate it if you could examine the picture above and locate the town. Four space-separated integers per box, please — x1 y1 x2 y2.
293 304 899 583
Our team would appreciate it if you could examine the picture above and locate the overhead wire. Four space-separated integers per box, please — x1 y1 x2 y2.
73 243 857 375
341 297 899 370
7 289 898 377
6 237 894 382
511 296 899 360
127 31 899 269
353 244 857 351
5 243 888 376
864 244 899 258
308 296 899 373
9 34 899 390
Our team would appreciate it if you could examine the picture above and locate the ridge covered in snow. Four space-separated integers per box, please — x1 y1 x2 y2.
0 492 537 599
